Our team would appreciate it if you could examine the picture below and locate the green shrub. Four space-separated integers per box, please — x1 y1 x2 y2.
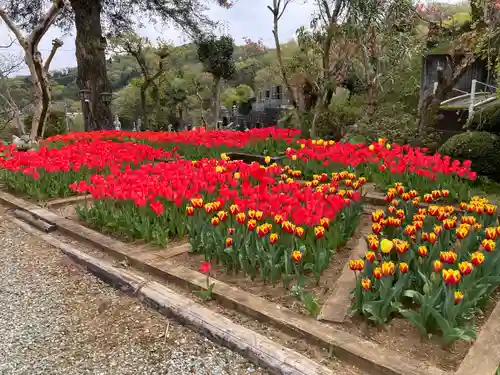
470 103 500 133
439 131 500 180
24 110 67 138
311 94 364 140
352 112 418 144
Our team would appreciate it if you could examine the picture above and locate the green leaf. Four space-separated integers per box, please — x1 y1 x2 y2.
400 309 428 337
403 289 424 305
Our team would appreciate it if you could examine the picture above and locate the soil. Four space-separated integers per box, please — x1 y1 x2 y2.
170 215 372 316
50 201 500 373
333 289 500 373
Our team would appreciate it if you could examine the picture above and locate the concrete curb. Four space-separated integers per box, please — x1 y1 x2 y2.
9 216 336 375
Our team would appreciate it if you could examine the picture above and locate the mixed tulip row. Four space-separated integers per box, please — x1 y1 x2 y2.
74 158 364 284
284 138 476 200
351 184 500 345
185 171 364 285
0 130 480 204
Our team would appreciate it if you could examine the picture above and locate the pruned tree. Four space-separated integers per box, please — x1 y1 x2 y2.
109 31 170 129
197 34 235 128
267 0 301 129
348 0 418 117
191 72 213 127
0 0 68 142
0 52 24 135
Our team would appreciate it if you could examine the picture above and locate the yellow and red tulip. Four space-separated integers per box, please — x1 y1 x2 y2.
471 251 485 266
440 251 457 264
442 269 461 285
236 212 246 224
418 245 428 257
361 278 372 291
485 227 497 240
314 226 325 239
454 291 464 304
291 250 303 262
481 239 496 252
381 261 396 276
186 206 194 216
211 216 220 226
399 262 409 273
294 226 305 237
458 261 473 276
433 260 443 273
247 219 257 231
349 259 365 271
217 210 228 221
365 251 376 262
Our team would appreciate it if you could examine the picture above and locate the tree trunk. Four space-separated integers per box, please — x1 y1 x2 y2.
268 1 301 129
25 51 44 142
33 52 52 138
310 101 321 138
213 76 221 129
365 83 377 118
0 90 24 136
140 85 148 129
418 54 476 133
195 92 208 127
71 0 113 130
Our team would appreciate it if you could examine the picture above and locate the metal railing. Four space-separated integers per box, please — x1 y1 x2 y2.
436 79 498 121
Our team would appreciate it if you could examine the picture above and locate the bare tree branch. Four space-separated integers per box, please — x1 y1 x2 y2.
0 35 15 49
0 9 27 46
43 38 64 72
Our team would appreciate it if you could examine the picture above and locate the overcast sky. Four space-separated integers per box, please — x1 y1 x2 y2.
0 0 462 76
0 0 317 75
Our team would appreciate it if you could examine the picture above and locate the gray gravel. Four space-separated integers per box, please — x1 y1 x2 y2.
0 207 267 375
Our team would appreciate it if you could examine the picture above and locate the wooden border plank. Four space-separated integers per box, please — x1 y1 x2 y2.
45 194 92 208
318 236 367 322
454 300 500 375
0 191 447 375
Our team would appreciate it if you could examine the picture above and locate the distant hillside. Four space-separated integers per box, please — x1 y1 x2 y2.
4 40 285 116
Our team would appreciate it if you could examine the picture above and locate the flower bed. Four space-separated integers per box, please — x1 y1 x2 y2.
284 138 477 201
351 184 500 347
0 140 177 199
3 130 499 370
71 159 364 309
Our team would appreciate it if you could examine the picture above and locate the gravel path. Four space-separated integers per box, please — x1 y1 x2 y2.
0 207 267 375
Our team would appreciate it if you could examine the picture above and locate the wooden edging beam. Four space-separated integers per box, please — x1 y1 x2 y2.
317 236 368 323
0 191 447 375
454 300 500 375
45 194 92 208
9 217 334 375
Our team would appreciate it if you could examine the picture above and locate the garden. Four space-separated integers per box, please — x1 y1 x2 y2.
0 127 498 372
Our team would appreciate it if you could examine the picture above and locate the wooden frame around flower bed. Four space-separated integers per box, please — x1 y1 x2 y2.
2 190 499 375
